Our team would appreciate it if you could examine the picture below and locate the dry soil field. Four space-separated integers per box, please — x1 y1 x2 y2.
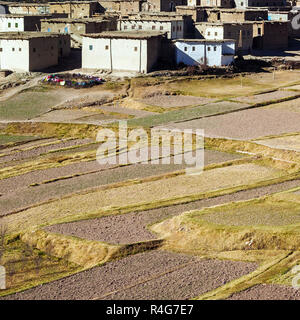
1 70 300 300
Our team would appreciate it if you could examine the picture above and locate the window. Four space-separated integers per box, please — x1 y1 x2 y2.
207 31 211 36
214 46 217 51
184 46 187 51
258 27 261 35
134 46 138 52
105 45 109 50
131 25 135 29
0 48 2 52
139 25 142 30
207 46 211 51
215 31 218 36
8 22 11 28
160 26 163 30
89 45 93 50
12 48 15 52
241 1 244 5
192 46 195 51
19 48 21 52
47 27 51 32
152 25 156 30
124 26 127 30
15 23 18 28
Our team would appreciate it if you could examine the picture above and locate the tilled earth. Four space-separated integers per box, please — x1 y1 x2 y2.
0 138 93 164
46 179 300 244
0 148 241 215
1 251 257 300
228 284 300 300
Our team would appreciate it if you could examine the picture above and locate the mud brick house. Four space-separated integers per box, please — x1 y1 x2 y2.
0 15 51 32
82 31 166 73
176 6 207 22
268 9 300 38
142 0 187 11
187 0 233 7
98 0 144 14
252 20 288 49
6 3 50 15
49 1 101 18
234 0 287 8
125 11 194 36
195 21 253 53
206 8 268 22
174 38 235 66
41 17 117 47
118 16 185 38
0 32 70 72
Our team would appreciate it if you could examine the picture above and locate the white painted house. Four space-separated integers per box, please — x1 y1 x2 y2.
82 31 166 73
174 39 235 67
117 17 184 39
0 32 70 72
0 14 49 32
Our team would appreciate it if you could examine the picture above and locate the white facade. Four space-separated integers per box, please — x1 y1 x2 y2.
0 16 24 32
175 39 235 67
0 33 69 72
118 19 184 39
82 32 164 73
202 25 224 40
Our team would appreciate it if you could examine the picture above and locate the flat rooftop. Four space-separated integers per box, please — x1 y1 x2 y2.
175 38 236 43
49 1 98 4
195 21 254 25
41 17 109 23
82 31 166 39
0 14 52 18
119 17 183 22
0 31 65 40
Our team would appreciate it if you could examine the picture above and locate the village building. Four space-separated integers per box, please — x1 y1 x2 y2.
141 0 187 12
176 6 207 22
206 8 268 22
233 0 287 8
99 0 186 13
0 14 51 32
117 16 185 39
176 6 267 24
49 1 101 18
98 0 144 14
195 21 253 53
6 3 50 15
186 0 233 7
0 32 70 72
82 31 166 73
174 38 235 66
252 20 288 49
41 17 117 47
125 11 194 36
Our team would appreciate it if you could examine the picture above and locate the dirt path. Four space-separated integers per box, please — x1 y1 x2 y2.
47 178 300 244
1 251 257 300
0 75 44 102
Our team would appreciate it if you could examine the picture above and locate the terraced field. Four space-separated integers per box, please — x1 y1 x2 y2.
1 70 300 300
